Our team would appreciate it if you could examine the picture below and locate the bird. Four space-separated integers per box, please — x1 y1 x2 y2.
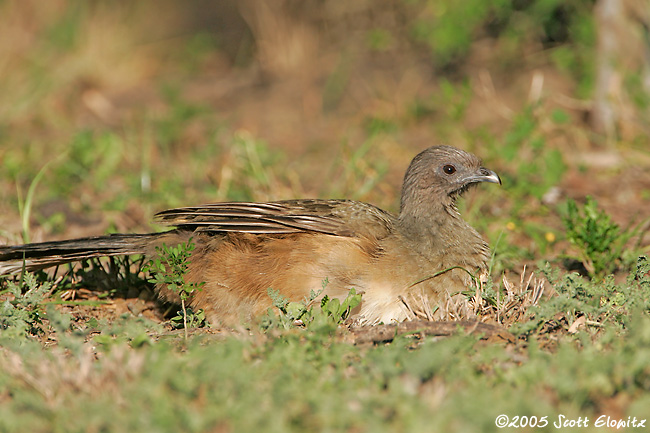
0 145 501 326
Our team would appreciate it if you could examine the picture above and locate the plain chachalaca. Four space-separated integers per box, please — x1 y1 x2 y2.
0 145 501 325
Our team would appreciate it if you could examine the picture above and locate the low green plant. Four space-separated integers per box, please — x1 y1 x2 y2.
513 257 650 336
92 314 159 350
144 238 206 338
563 196 638 278
0 270 118 349
261 279 362 333
0 272 52 339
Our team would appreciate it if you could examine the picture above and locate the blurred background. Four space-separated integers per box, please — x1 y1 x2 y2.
0 0 649 275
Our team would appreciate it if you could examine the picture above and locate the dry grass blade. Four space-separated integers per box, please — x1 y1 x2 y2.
400 266 546 326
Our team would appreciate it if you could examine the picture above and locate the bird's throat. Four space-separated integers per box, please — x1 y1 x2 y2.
397 200 486 265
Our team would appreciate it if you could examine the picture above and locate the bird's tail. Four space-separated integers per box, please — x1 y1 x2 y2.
0 233 163 276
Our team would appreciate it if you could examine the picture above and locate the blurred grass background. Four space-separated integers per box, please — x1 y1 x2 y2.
1 0 648 264
1 1 650 432
0 1 648 232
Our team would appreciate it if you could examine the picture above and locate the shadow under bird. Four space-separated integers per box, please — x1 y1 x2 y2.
0 145 501 325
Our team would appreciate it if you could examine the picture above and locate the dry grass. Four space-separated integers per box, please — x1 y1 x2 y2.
398 266 546 326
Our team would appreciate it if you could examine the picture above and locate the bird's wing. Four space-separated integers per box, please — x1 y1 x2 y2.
153 199 395 237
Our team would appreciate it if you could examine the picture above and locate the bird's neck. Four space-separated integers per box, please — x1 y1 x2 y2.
397 199 489 269
398 199 464 242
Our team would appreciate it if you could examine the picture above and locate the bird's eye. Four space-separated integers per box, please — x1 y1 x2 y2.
443 164 456 175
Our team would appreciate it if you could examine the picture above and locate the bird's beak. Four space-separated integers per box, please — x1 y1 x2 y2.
464 167 501 185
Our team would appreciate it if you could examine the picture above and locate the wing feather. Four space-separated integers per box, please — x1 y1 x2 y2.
154 199 394 237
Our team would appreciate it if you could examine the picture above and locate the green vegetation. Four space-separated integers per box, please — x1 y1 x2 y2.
262 284 362 332
2 263 650 432
0 272 52 339
145 239 207 336
513 257 650 336
408 0 596 92
563 196 640 278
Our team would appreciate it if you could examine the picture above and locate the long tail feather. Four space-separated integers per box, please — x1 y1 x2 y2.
0 233 162 275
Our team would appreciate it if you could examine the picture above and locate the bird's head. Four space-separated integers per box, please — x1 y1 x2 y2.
400 145 501 213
